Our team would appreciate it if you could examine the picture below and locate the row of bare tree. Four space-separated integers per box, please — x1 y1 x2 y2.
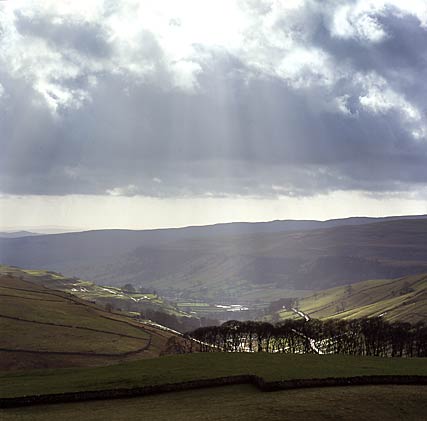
188 318 427 357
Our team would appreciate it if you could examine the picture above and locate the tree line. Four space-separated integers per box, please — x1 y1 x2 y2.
188 318 427 357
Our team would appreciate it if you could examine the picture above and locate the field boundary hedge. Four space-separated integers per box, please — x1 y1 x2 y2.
1 374 426 408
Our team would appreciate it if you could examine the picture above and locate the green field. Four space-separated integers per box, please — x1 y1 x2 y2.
1 353 427 399
2 384 427 421
0 265 195 319
277 273 427 323
0 274 178 370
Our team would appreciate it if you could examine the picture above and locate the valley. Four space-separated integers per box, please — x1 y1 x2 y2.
1 216 427 417
3 2 427 417
2 217 427 302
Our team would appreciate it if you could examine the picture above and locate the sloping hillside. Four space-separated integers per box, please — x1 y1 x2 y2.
0 265 192 317
1 218 427 300
0 265 215 331
277 273 427 323
0 273 183 371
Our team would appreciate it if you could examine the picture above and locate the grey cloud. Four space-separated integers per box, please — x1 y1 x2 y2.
14 11 112 58
319 12 426 78
2 71 427 197
1 1 427 198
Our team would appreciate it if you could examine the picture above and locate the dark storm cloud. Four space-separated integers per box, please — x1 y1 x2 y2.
1 0 427 198
311 8 427 107
14 11 112 58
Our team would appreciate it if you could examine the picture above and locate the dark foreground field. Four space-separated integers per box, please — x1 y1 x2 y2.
2 384 427 421
1 353 427 399
1 343 427 421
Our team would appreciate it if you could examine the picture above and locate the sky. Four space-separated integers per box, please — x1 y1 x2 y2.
1 0 427 231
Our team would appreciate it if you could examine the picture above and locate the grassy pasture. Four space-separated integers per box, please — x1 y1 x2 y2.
0 274 178 370
0 319 147 354
278 273 427 323
1 353 426 399
177 302 211 307
0 295 149 338
0 265 195 320
2 385 426 421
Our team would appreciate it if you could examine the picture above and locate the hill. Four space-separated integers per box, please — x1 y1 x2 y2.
276 273 427 323
0 265 218 330
0 272 187 371
1 216 427 301
0 231 39 238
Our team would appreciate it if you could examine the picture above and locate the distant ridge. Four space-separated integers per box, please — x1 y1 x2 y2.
0 231 39 239
4 214 427 238
1 215 427 301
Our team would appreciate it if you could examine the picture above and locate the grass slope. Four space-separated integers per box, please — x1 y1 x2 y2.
278 273 427 323
1 353 426 399
3 385 426 421
0 265 195 319
0 274 178 371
